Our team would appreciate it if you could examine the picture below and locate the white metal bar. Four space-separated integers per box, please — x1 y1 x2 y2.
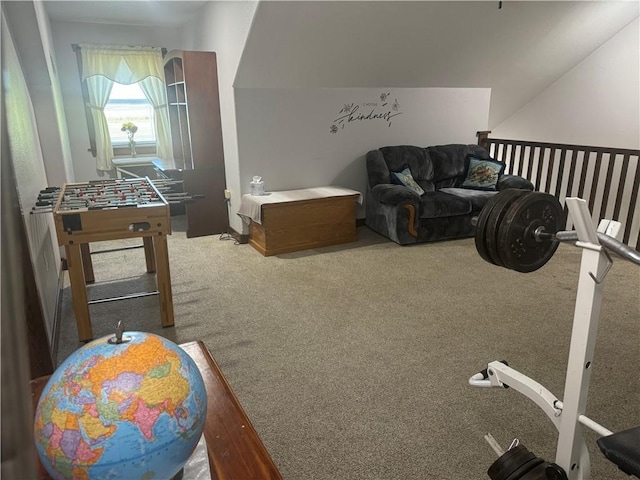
578 415 613 438
597 219 623 241
554 243 608 479
566 197 600 247
484 433 505 457
468 371 492 387
87 290 159 305
486 361 562 429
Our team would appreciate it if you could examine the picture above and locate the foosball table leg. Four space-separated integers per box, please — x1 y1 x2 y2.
80 243 95 283
143 237 156 273
153 234 174 327
65 244 93 341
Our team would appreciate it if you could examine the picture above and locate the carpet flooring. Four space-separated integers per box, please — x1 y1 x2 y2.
56 216 639 479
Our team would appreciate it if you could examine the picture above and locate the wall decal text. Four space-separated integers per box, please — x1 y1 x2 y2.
330 92 402 134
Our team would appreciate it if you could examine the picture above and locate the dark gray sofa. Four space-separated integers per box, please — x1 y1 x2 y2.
365 144 534 245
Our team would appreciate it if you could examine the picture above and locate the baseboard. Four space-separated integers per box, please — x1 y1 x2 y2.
50 261 65 367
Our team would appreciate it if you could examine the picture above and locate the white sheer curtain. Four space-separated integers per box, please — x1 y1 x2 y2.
80 44 174 171
85 76 114 171
138 76 173 163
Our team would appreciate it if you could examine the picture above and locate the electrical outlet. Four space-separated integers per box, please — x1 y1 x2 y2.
224 189 231 200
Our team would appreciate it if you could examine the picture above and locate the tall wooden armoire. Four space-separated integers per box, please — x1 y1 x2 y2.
164 50 228 238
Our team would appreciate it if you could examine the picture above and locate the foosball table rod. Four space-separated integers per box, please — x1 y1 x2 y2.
31 207 53 214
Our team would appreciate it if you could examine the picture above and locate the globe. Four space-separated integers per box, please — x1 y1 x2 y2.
33 331 207 480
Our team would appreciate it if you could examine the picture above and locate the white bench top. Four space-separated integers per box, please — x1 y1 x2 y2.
237 186 362 224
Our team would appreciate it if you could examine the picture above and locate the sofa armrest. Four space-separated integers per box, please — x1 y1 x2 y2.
370 184 421 205
498 174 534 191
367 184 421 242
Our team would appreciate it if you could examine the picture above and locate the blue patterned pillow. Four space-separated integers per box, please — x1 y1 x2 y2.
461 156 505 191
391 165 425 196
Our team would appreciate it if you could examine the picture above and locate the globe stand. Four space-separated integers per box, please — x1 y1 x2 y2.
107 321 131 345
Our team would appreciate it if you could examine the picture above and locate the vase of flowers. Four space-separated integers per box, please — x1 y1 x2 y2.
121 122 138 157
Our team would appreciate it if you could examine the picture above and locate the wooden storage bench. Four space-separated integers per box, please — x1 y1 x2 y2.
238 187 362 256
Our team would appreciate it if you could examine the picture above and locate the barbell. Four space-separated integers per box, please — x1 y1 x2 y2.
475 189 566 273
475 189 640 272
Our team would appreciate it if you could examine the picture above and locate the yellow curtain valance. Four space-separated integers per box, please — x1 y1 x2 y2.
80 44 164 83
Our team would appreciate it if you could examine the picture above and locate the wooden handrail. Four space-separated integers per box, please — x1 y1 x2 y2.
477 131 640 250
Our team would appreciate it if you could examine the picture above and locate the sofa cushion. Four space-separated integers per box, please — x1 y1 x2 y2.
460 155 505 190
390 165 425 196
426 144 491 187
379 146 435 192
419 191 472 219
439 187 499 212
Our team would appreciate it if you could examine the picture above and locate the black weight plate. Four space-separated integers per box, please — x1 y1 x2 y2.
486 189 531 267
475 191 513 265
498 192 565 273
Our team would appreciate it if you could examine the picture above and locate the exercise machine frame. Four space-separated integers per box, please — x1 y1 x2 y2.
469 197 640 480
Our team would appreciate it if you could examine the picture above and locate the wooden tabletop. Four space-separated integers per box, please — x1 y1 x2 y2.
31 340 282 480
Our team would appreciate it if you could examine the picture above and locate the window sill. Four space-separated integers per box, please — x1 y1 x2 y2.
113 145 157 157
112 142 156 147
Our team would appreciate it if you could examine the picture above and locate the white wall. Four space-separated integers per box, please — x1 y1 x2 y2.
492 19 639 149
3 10 60 341
49 21 183 181
33 2 76 187
235 87 490 229
177 1 258 235
4 1 76 188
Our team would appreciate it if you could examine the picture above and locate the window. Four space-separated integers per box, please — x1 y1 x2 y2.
104 82 156 145
73 44 173 171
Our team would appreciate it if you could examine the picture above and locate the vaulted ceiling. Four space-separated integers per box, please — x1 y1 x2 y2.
235 1 639 127
42 1 639 128
43 1 209 27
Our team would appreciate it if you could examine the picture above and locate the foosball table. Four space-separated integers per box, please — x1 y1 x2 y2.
33 177 197 342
